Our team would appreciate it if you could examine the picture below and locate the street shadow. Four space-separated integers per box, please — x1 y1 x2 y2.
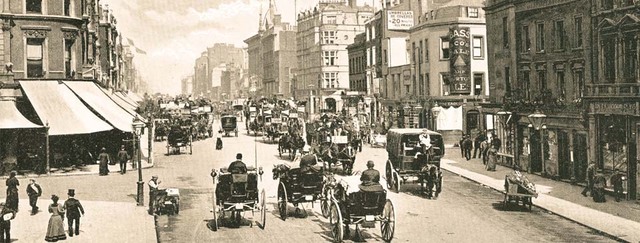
266 202 316 220
126 193 138 202
491 201 533 212
203 214 256 231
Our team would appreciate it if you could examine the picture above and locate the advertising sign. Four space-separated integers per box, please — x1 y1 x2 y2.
449 26 471 94
387 11 414 30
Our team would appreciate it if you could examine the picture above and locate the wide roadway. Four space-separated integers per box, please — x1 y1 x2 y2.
153 120 614 242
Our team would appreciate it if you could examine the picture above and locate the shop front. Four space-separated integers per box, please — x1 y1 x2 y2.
589 101 639 200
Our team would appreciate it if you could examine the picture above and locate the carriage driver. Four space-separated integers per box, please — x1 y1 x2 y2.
359 161 384 192
299 146 319 173
228 153 247 174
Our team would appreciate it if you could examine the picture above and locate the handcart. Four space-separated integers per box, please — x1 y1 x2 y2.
503 172 538 211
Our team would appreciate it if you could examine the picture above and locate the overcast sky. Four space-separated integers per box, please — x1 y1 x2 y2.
103 0 379 95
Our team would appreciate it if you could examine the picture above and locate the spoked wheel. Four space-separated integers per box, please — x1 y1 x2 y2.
380 199 396 242
277 182 288 221
260 189 266 229
385 160 393 190
320 184 331 218
329 201 343 242
393 172 401 193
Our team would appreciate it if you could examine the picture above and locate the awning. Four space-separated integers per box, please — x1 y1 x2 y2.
106 91 138 115
0 100 42 129
19 81 113 135
64 81 135 132
126 91 144 103
114 91 138 109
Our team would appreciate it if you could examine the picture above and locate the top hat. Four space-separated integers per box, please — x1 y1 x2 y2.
68 189 75 196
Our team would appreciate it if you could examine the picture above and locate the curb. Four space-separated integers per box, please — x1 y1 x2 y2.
1 163 156 180
440 166 629 243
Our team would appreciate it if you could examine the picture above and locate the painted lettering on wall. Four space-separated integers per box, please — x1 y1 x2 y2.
449 26 471 94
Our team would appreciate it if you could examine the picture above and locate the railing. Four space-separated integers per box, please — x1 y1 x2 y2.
585 83 640 97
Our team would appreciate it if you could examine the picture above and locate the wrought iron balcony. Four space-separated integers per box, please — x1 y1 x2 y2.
585 83 640 98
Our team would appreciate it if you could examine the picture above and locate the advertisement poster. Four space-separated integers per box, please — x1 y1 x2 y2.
387 11 414 30
449 26 471 94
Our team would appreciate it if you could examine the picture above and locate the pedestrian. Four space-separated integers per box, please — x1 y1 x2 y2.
480 140 489 165
491 133 502 151
148 176 160 215
459 133 465 157
610 169 626 202
0 202 15 243
5 171 18 211
463 135 473 161
581 161 596 197
44 195 66 242
473 131 487 159
593 173 607 203
26 178 42 215
63 189 84 237
98 147 110 176
117 145 130 174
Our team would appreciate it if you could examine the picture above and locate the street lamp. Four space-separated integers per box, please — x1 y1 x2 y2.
527 109 547 174
132 117 146 206
431 103 443 131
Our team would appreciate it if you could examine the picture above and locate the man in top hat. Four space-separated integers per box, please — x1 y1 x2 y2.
117 145 131 174
359 161 384 192
63 189 84 237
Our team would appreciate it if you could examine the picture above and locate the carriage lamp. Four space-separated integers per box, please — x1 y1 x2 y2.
133 117 146 206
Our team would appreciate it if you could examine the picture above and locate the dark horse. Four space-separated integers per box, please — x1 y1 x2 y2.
278 133 291 158
287 134 306 161
335 143 356 175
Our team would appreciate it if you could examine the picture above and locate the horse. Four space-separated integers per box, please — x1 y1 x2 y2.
335 143 356 175
154 124 168 141
288 134 306 161
278 133 291 158
420 164 442 199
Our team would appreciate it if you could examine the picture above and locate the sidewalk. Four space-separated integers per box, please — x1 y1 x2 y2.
4 160 154 180
9 198 156 243
441 152 640 243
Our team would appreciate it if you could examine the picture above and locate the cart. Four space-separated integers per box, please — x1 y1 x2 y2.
210 167 266 230
503 174 537 211
272 165 330 220
221 115 238 137
166 125 193 155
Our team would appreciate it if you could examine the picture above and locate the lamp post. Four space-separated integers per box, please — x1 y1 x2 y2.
132 117 146 206
528 109 547 174
431 103 443 131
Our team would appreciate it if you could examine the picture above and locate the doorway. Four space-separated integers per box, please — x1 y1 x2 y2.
558 131 571 180
573 133 588 182
530 130 543 173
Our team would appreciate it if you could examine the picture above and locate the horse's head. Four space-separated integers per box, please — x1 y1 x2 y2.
272 164 290 180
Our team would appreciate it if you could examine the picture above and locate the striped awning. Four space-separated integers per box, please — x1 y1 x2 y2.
0 100 42 129
64 81 135 132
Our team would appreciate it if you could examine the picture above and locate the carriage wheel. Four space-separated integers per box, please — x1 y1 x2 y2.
385 160 393 190
329 201 343 243
277 182 288 221
381 199 396 242
321 184 331 218
260 189 267 229
393 172 400 193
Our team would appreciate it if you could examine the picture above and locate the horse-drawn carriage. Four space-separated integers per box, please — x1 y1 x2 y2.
220 115 238 137
166 124 193 155
385 129 444 198
277 132 305 160
327 177 396 242
272 164 332 220
210 167 266 230
154 119 170 141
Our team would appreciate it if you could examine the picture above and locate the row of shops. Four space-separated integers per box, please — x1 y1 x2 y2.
0 80 148 175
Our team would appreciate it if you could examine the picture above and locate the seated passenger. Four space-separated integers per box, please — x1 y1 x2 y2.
299 147 318 173
228 153 247 174
359 160 384 192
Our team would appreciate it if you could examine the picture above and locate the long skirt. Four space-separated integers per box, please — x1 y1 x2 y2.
486 153 497 171
99 161 109 175
45 215 67 242
5 189 18 211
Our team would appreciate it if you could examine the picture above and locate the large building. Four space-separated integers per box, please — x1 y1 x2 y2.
193 52 209 97
485 0 598 196
181 75 193 95
244 0 297 98
191 43 244 101
296 0 373 113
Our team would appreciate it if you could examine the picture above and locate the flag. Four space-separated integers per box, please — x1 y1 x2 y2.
135 47 147 55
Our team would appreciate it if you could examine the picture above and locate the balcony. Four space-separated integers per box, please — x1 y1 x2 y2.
585 83 640 98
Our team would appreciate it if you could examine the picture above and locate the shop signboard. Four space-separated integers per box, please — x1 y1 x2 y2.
449 26 471 94
387 11 414 30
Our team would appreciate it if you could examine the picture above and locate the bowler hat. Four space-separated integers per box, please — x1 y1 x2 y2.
367 160 375 168
68 189 75 196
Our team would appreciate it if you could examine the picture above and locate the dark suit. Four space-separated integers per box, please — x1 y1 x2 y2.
0 206 14 243
359 168 384 192
117 150 130 173
5 177 18 211
462 138 473 160
299 154 317 172
64 198 84 236
26 183 42 214
228 160 247 174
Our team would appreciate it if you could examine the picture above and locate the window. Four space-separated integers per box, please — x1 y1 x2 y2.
440 37 450 59
65 39 74 78
505 67 511 95
624 33 638 82
472 36 484 58
521 70 531 99
503 17 509 48
324 15 337 24
557 71 565 99
468 7 479 18
521 25 531 52
412 42 416 64
322 31 337 44
419 74 424 96
536 23 545 52
538 70 547 90
603 36 616 83
473 73 484 95
442 74 450 95
574 17 583 48
323 51 337 66
424 39 429 61
27 38 44 78
573 70 584 99
383 50 387 65
64 0 71 16
419 40 423 63
554 20 565 50
425 73 430 95
323 72 338 88
26 0 42 13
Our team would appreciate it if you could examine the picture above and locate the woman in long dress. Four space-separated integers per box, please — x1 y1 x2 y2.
45 195 67 242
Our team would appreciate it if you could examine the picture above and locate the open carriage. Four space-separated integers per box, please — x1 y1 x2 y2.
272 164 333 220
166 125 193 155
331 135 357 175
210 167 266 230
327 177 395 242
385 129 444 198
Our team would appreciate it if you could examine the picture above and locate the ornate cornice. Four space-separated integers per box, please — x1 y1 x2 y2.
23 29 49 38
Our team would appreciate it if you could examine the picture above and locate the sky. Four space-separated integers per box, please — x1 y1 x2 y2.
103 0 380 95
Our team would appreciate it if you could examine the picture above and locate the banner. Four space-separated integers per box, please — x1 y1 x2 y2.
449 26 471 94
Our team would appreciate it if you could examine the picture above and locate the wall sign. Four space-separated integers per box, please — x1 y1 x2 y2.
449 26 471 94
